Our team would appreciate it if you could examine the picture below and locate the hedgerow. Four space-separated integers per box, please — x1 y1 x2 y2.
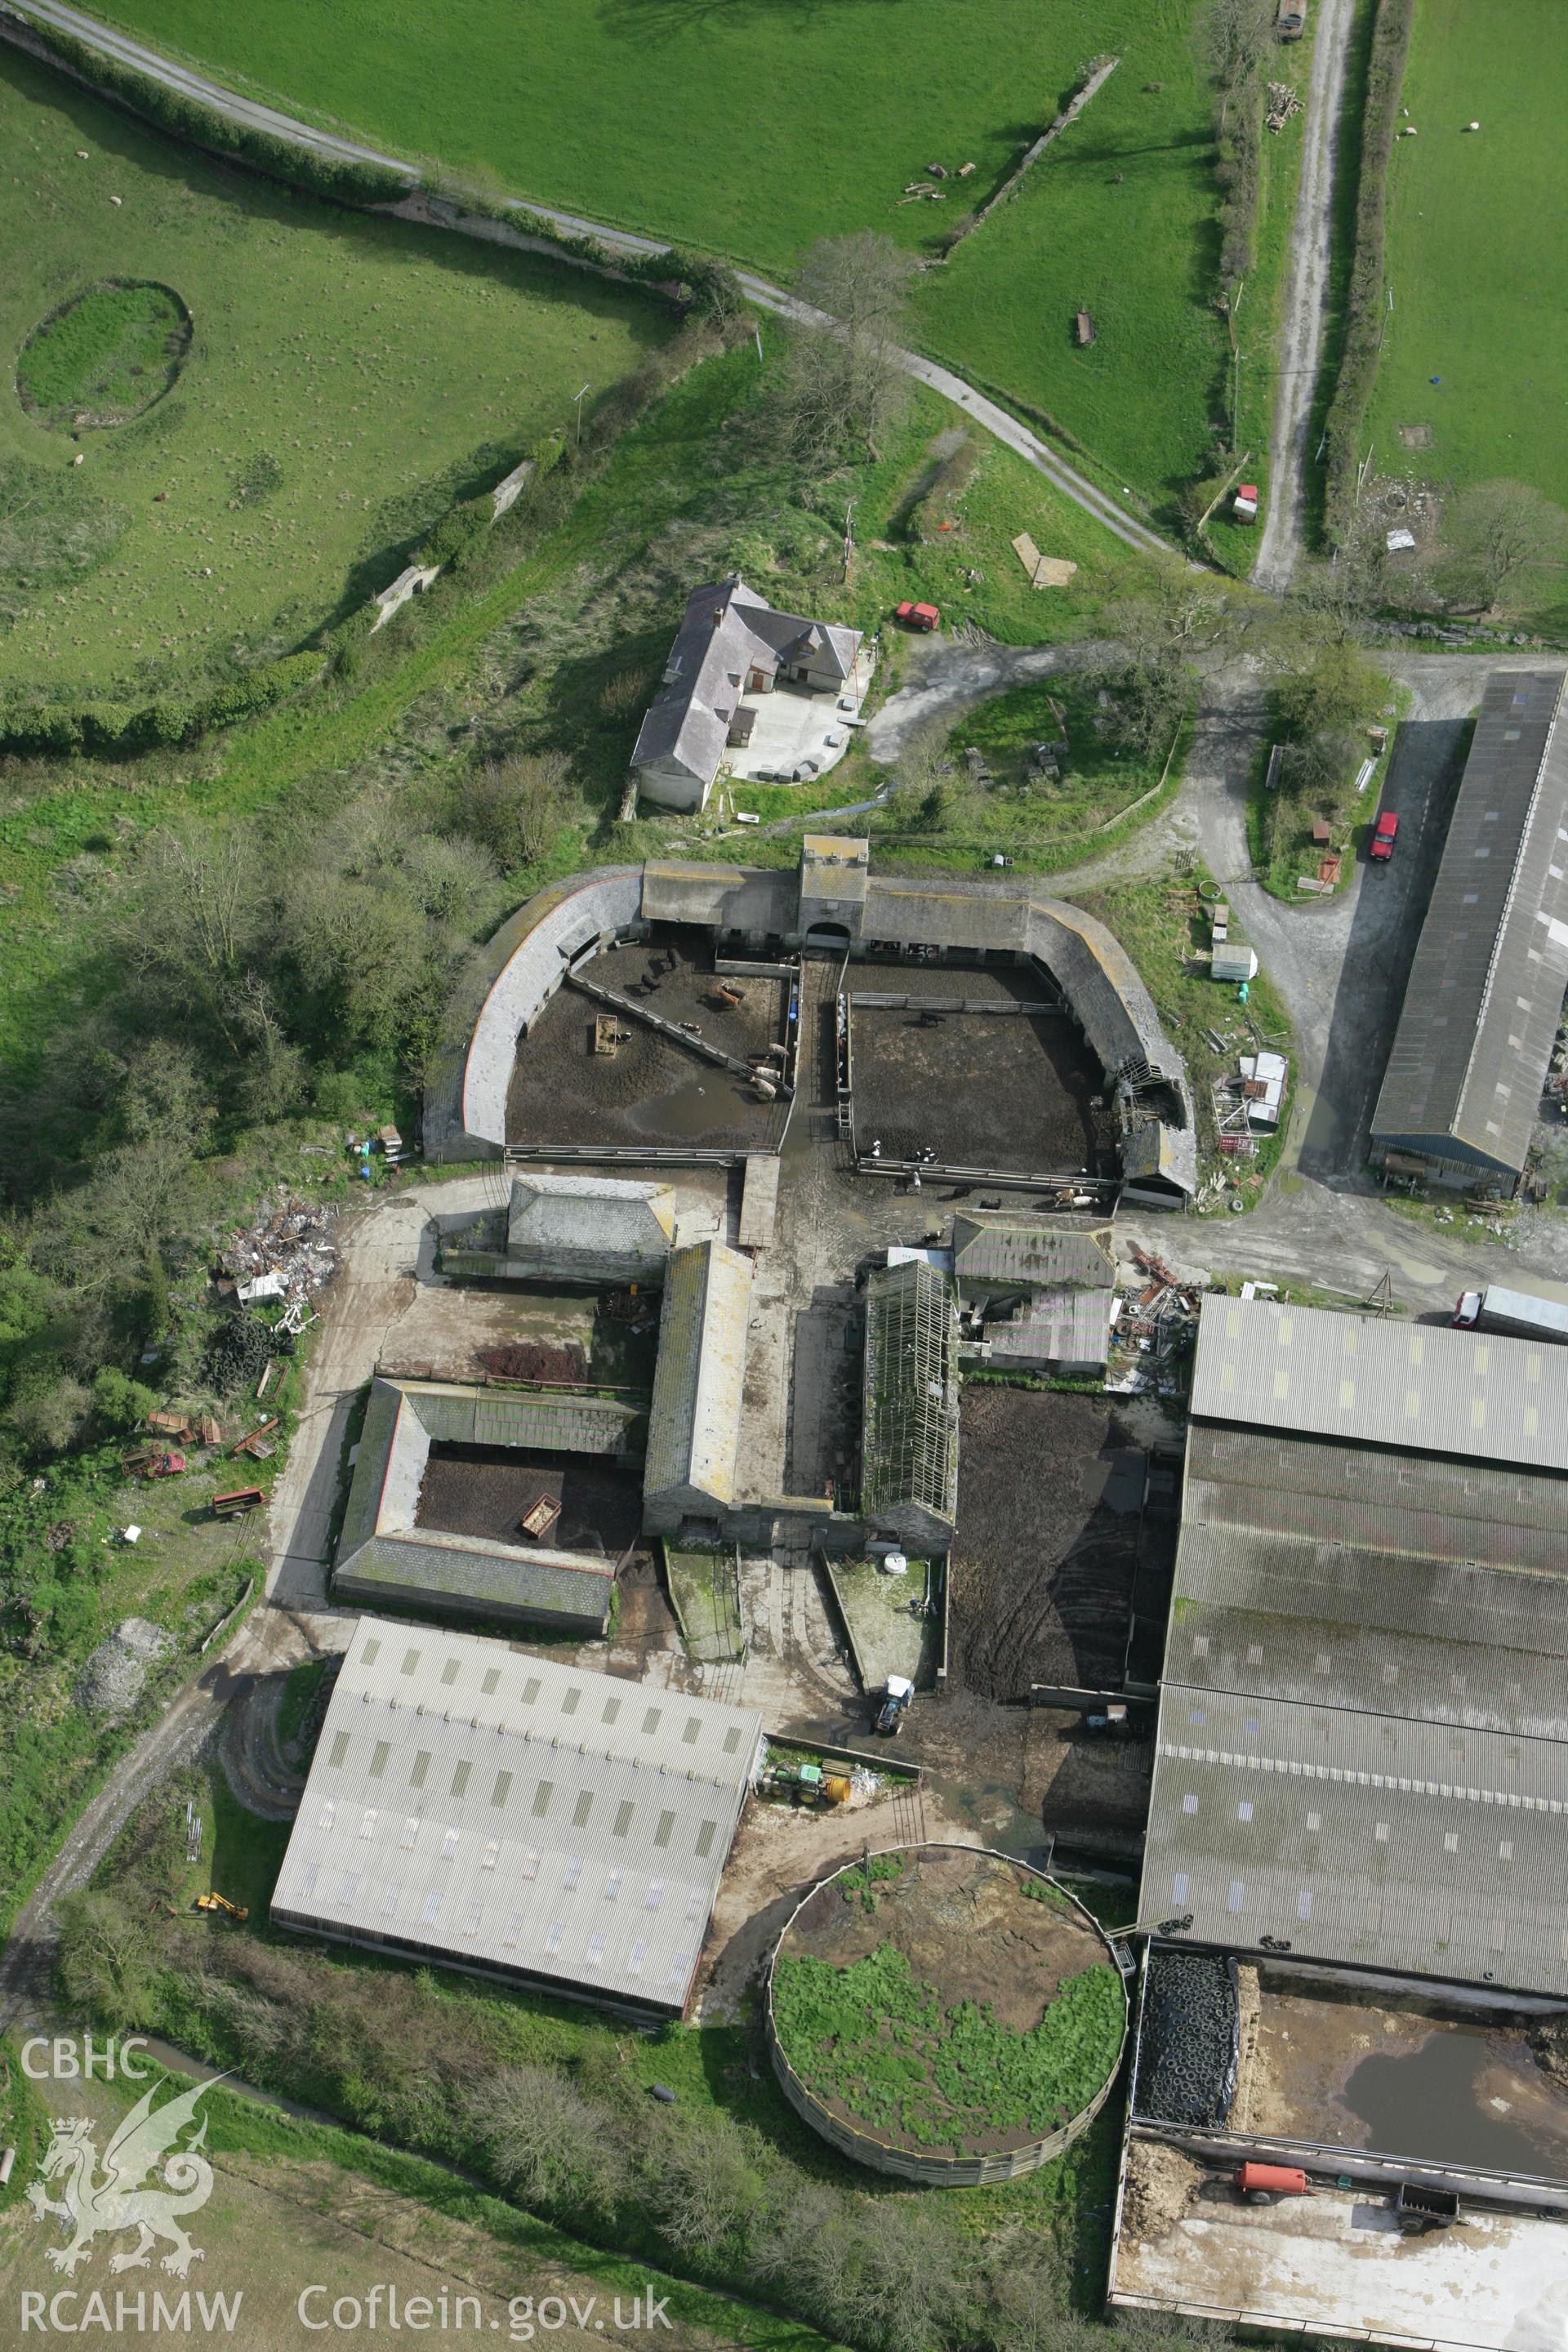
16 18 409 207
1323 0 1418 538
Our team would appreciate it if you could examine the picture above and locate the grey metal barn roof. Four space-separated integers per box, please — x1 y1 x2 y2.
982 1285 1112 1369
1371 668 1568 1177
1189 1294 1568 1471
1176 1422 1568 1741
273 1622 764 2012
1144 1690 1568 1996
1145 1295 1568 1997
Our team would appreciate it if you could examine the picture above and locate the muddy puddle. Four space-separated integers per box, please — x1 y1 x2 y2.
920 1770 1044 1860
1343 2024 1568 2181
626 1076 751 1138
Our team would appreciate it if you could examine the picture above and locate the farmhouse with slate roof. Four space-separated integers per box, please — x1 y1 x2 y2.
630 575 861 812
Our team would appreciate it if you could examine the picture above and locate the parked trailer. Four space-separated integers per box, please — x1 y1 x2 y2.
1453 1283 1568 1343
212 1486 266 1520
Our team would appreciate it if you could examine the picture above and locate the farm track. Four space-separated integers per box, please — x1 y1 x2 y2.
1 0 1176 564
1253 0 1357 591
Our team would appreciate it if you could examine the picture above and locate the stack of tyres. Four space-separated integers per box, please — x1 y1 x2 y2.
1134 1950 1241 2126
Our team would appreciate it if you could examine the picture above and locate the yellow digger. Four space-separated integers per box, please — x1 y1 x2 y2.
194 1892 248 1922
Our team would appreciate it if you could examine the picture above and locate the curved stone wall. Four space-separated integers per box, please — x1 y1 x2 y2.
764 1844 1127 2185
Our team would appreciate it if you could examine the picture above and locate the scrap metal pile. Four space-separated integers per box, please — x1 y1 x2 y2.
215 1194 339 1325
1134 1950 1240 2127
1107 1248 1202 1396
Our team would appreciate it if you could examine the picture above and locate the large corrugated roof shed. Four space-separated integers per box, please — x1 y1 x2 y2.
1174 1421 1568 1741
1146 1294 1568 1995
334 1379 641 1633
644 1242 751 1514
507 1173 675 1267
952 1217 1116 1290
1371 668 1568 1178
861 1259 960 1535
1189 1293 1568 1471
272 1620 764 2015
1144 1688 1568 1997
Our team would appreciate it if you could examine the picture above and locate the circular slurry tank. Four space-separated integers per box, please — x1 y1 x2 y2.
765 1843 1127 2185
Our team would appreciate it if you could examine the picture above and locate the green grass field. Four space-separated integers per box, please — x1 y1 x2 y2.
0 48 667 695
912 7 1227 505
93 0 1224 502
1364 0 1568 506
17 278 190 423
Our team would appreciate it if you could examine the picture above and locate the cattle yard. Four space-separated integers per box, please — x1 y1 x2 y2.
506 931 787 1154
845 967 1113 1177
414 1444 645 1559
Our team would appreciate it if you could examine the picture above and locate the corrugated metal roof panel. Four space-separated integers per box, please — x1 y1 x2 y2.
1190 1294 1568 1472
1143 1687 1568 1994
953 1218 1116 1290
1371 668 1568 1177
273 1623 764 2010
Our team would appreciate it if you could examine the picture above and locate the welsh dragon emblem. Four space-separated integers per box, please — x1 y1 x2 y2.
25 2074 222 2278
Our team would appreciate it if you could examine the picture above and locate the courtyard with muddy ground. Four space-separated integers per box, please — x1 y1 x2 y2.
506 929 787 1152
846 966 1115 1174
416 1443 645 1560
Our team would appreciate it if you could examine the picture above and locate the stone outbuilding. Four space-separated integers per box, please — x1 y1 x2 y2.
643 1241 753 1535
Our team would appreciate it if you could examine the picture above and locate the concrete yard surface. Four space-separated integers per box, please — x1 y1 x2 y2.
1111 2140 1568 2350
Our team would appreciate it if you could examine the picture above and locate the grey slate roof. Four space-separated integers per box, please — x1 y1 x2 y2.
644 1243 751 1511
952 1218 1116 1290
271 1620 764 2013
335 1534 614 1623
336 1379 642 1633
1371 668 1568 1177
506 1173 675 1267
1144 1689 1568 1997
631 577 859 791
1189 1293 1568 1471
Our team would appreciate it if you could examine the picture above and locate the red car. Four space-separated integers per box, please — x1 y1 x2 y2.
895 600 940 631
1369 808 1399 862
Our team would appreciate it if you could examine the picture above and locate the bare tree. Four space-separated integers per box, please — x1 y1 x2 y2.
464 2065 626 2216
457 748 571 870
56 1891 157 2029
776 234 918 465
1202 0 1272 96
764 2195 965 2352
1436 479 1568 615
652 2111 772 2256
118 830 263 1054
